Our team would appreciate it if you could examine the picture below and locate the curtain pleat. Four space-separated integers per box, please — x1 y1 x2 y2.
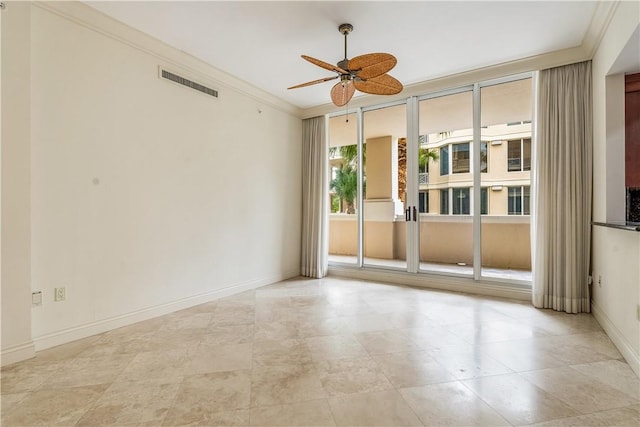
301 116 328 278
532 61 592 313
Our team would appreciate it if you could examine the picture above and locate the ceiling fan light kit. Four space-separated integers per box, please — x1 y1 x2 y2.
288 23 403 107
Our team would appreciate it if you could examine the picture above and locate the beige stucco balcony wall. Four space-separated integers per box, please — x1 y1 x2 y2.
329 214 531 270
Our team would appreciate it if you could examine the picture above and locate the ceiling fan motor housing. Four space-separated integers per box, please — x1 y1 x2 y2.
338 23 353 35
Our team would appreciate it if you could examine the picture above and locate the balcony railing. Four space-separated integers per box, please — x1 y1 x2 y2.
419 172 429 184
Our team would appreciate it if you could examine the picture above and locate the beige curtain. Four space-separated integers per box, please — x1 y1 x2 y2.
301 116 328 278
532 61 592 313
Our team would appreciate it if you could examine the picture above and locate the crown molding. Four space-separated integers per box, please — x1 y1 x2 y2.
582 1 620 58
33 1 303 118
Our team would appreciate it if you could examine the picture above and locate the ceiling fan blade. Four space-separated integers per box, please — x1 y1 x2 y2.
302 55 349 75
354 74 403 95
330 81 356 106
349 53 397 79
288 75 339 90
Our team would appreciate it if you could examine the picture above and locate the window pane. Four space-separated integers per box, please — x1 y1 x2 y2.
508 140 522 171
419 90 473 276
508 186 522 215
453 187 470 214
440 189 449 214
362 103 407 270
452 143 470 174
523 186 530 215
480 77 533 281
440 146 449 175
523 138 531 171
419 191 428 213
481 187 488 215
328 114 359 265
480 142 488 173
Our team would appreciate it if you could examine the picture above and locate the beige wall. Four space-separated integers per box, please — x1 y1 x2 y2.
2 2 302 363
591 0 640 375
330 215 531 270
328 216 357 255
366 136 396 199
420 220 474 265
364 222 395 259
1 1 35 364
480 222 531 269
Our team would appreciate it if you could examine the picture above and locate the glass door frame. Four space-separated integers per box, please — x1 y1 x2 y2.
326 72 534 287
360 98 411 272
476 73 534 285
413 85 476 279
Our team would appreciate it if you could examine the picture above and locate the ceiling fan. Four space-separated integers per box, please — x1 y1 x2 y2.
288 23 403 107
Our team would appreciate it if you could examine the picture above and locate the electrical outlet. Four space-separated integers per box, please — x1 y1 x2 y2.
32 291 42 306
54 287 66 301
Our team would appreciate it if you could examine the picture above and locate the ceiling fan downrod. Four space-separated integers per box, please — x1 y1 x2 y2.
338 23 353 66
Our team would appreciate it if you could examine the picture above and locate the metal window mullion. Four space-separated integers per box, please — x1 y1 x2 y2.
406 96 419 274
449 143 452 178
357 107 364 267
473 83 481 281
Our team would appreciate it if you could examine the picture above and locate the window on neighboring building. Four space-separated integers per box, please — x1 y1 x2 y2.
508 186 530 215
508 187 521 214
419 191 429 213
508 138 531 172
440 189 449 214
523 139 531 170
453 187 470 215
481 187 488 215
440 146 449 176
452 143 470 174
481 142 488 173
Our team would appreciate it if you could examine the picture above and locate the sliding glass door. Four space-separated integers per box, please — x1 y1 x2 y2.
479 77 533 282
327 113 359 266
327 74 533 285
416 89 474 276
362 102 407 270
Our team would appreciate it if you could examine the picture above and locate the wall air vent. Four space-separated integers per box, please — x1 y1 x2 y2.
160 69 218 98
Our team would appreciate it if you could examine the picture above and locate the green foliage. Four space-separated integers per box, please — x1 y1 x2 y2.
329 144 364 166
329 164 358 214
329 144 366 214
419 147 439 172
331 195 340 213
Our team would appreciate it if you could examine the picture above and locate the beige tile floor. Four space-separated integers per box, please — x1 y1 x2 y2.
2 277 638 426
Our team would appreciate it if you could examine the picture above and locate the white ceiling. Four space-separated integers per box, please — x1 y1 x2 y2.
85 1 604 110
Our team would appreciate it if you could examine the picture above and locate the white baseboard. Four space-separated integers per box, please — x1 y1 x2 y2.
328 266 532 301
592 301 640 377
33 269 299 352
1 340 36 367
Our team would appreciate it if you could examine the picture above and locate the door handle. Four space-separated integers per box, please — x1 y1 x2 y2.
405 207 410 221
413 206 417 222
